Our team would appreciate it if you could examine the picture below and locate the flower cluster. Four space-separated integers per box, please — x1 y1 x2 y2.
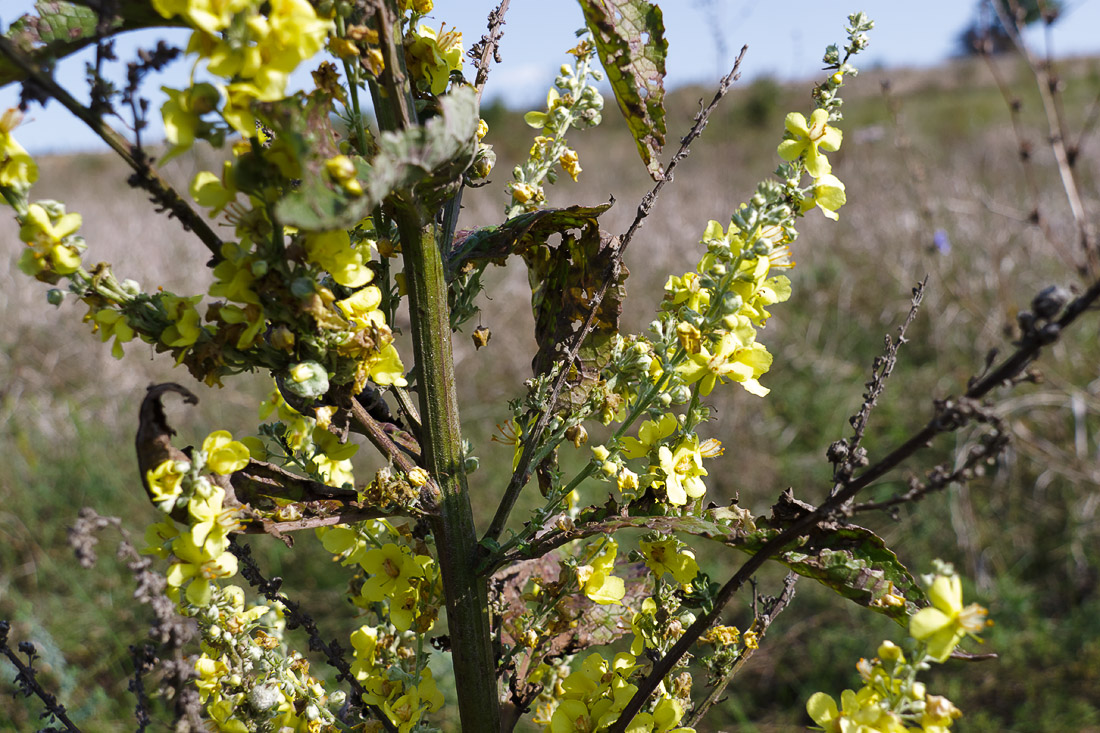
807 564 987 733
154 0 333 155
189 588 344 733
141 428 345 731
145 430 250 605
546 652 693 733
320 521 444 731
567 17 876 519
509 37 604 216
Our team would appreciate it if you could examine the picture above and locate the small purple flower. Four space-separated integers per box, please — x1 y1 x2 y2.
932 229 951 255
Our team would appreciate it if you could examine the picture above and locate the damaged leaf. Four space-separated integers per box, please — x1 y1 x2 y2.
507 497 923 623
275 86 478 230
578 0 668 180
2 1 177 87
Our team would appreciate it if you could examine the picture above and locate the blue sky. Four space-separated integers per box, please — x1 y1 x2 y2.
3 1 1099 154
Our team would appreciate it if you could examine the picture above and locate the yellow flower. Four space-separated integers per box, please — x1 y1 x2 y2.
730 256 791 327
778 108 842 178
677 324 772 397
92 309 135 359
359 543 421 601
304 230 373 288
312 426 357 487
0 109 38 191
350 625 379 682
187 483 240 548
202 430 250 475
806 687 906 733
209 242 261 305
576 541 625 605
262 0 332 71
801 172 847 220
143 519 180 559
621 413 678 460
909 573 988 662
160 293 204 348
160 83 219 146
664 271 710 314
166 532 238 606
559 148 581 181
17 202 83 280
335 286 384 330
190 163 238 217
510 181 538 205
146 459 188 512
639 538 699 584
405 23 463 95
366 343 408 387
152 0 252 34
655 437 708 506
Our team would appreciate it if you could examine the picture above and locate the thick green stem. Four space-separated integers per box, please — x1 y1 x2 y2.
395 212 501 732
366 1 500 728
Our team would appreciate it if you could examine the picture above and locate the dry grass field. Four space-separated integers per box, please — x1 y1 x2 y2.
3 51 1100 730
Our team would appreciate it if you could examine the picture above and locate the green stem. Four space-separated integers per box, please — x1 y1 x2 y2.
368 2 501 729
395 212 500 732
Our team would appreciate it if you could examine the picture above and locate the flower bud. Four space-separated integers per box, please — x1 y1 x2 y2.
669 385 691 404
284 361 329 399
249 684 282 712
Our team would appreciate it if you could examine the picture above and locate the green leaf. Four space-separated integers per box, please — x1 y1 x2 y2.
517 498 924 623
1 1 179 88
578 0 668 180
275 86 479 230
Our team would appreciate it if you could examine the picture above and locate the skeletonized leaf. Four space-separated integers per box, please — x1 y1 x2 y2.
445 203 613 279
446 202 622 412
578 0 668 180
507 207 625 412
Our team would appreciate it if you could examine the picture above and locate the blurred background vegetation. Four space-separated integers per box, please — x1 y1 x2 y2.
3 47 1100 731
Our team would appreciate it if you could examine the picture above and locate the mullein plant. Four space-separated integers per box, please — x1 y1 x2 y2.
2 4 1000 732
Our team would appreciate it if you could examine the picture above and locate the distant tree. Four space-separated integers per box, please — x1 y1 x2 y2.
957 0 1063 56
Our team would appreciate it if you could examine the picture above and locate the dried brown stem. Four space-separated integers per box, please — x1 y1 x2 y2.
686 573 798 727
0 34 224 262
468 0 511 102
829 278 926 493
992 1 1095 273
